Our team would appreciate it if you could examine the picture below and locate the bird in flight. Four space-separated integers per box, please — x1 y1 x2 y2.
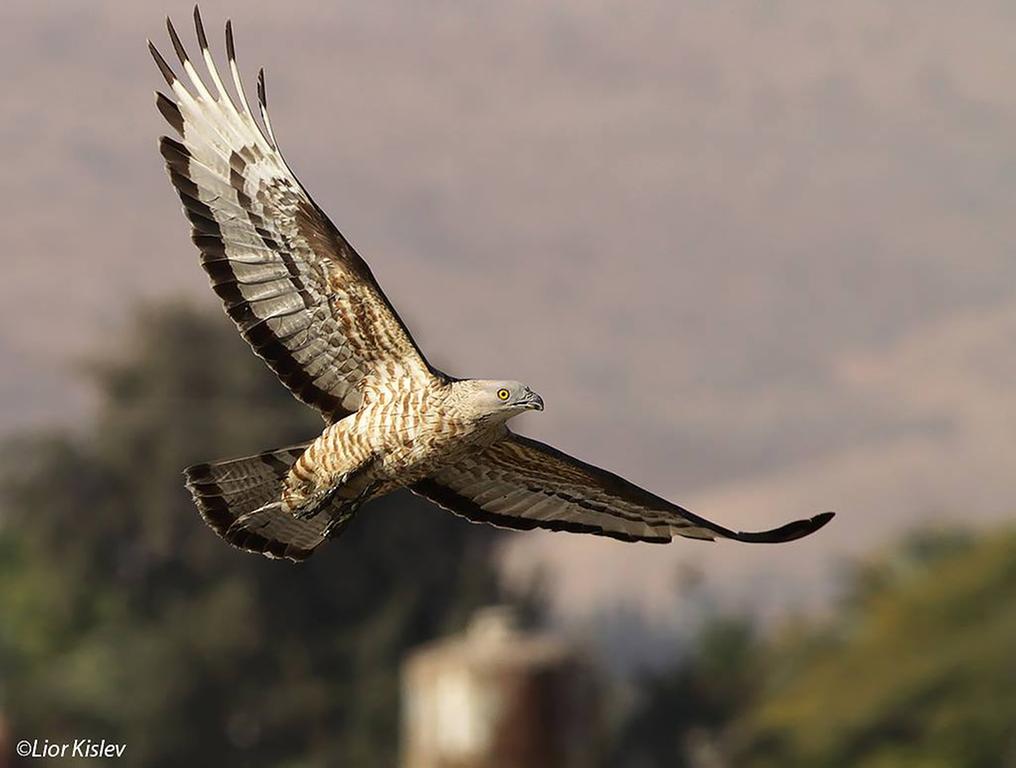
149 8 833 561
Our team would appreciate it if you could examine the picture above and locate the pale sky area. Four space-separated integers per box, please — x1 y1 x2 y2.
2 1 1015 625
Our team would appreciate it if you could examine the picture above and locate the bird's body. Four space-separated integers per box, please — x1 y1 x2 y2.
282 377 514 515
151 9 834 562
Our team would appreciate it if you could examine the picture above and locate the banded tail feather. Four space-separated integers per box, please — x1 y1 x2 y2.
185 443 331 561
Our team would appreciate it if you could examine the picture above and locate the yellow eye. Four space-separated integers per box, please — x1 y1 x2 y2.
497 388 511 401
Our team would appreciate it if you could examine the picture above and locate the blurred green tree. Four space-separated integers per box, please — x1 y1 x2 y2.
608 529 1016 768
0 304 513 767
740 529 1016 768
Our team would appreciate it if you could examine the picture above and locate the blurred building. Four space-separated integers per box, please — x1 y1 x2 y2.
401 606 599 768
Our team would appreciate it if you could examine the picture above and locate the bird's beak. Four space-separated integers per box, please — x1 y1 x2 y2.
523 390 544 411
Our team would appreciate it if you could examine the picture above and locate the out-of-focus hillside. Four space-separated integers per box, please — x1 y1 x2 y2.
2 1 1015 617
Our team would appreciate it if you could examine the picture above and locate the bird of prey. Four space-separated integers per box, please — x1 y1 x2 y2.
149 9 833 561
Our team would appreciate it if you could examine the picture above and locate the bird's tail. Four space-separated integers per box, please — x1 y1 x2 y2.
184 443 330 562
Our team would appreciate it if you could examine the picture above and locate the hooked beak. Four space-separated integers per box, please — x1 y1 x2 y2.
522 389 544 411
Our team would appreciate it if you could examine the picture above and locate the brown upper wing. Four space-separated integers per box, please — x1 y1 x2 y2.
150 10 437 421
413 433 834 544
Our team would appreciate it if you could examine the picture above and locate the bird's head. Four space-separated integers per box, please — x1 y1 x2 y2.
452 379 544 423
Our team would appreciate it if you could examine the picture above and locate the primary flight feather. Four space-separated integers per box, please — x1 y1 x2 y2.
150 8 833 561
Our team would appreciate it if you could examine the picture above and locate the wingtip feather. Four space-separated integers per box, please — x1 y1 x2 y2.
225 19 236 62
733 510 835 544
257 67 266 106
166 15 189 67
193 5 208 51
155 91 184 134
148 40 176 85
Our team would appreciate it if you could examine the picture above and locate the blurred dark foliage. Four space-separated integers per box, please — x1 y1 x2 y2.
609 616 761 768
611 528 1016 768
740 528 1016 768
0 304 520 767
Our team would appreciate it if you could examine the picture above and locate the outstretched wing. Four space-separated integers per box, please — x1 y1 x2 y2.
413 433 834 544
150 9 438 421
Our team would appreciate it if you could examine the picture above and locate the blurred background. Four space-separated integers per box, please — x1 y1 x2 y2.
1 1 1015 765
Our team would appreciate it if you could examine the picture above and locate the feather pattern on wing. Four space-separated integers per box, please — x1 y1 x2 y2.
150 9 438 421
413 433 835 544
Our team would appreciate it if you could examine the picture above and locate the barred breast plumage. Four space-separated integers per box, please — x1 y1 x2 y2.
280 374 502 517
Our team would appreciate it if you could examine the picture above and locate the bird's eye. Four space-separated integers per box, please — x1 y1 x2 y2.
497 388 511 401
